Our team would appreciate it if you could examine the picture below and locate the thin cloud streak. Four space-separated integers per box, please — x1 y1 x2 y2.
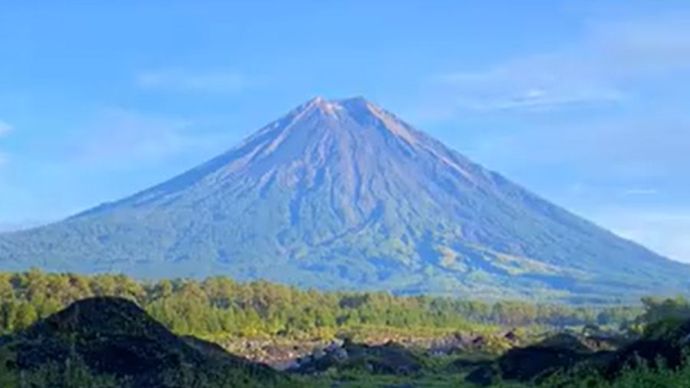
623 188 659 196
0 120 12 136
432 12 690 112
65 108 234 169
0 120 13 168
136 69 248 93
590 207 690 263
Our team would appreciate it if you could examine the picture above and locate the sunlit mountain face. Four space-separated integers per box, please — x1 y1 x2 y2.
1 97 688 303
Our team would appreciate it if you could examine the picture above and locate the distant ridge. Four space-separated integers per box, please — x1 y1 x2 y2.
1 97 688 302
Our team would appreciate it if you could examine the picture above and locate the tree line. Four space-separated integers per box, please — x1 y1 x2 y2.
0 269 641 338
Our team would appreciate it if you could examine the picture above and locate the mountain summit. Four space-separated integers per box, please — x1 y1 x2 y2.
1 97 688 301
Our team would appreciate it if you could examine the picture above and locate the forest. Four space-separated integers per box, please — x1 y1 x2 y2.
0 269 641 339
1 270 690 387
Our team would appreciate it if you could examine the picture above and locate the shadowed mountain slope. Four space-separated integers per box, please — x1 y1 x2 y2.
0 97 688 302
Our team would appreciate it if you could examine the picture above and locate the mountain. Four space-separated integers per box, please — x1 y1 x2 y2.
0 97 688 302
0 297 283 387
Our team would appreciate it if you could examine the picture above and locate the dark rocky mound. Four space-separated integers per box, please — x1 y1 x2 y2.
467 322 690 386
465 333 608 385
0 297 283 387
289 339 423 375
597 319 690 380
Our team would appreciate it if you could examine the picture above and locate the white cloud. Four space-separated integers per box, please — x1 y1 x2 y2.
433 13 690 112
0 120 12 168
438 59 626 112
590 207 690 263
623 188 659 196
451 113 690 183
136 69 247 93
65 108 234 169
74 109 191 164
0 120 12 136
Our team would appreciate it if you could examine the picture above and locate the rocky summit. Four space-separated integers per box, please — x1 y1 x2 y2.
0 97 688 302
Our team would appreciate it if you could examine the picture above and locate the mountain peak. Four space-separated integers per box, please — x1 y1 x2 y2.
2 97 687 302
300 96 378 117
307 95 369 105
278 96 423 151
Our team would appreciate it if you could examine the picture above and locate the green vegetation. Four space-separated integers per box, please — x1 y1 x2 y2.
0 269 639 341
0 271 687 387
299 297 690 387
291 356 690 388
542 359 690 388
0 352 288 388
0 352 122 388
637 295 690 338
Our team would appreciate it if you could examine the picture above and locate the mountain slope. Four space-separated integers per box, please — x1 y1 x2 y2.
0 97 688 302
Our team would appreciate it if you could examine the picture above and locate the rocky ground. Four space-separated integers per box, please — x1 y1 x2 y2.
3 297 686 387
218 329 525 371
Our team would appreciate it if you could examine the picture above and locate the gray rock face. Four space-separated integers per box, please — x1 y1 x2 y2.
1 97 689 301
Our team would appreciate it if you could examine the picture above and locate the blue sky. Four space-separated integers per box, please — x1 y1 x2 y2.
1 1 690 262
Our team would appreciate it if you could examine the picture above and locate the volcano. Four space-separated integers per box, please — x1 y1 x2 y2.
1 97 688 302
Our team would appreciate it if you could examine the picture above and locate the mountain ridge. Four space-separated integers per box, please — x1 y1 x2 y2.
1 97 688 302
